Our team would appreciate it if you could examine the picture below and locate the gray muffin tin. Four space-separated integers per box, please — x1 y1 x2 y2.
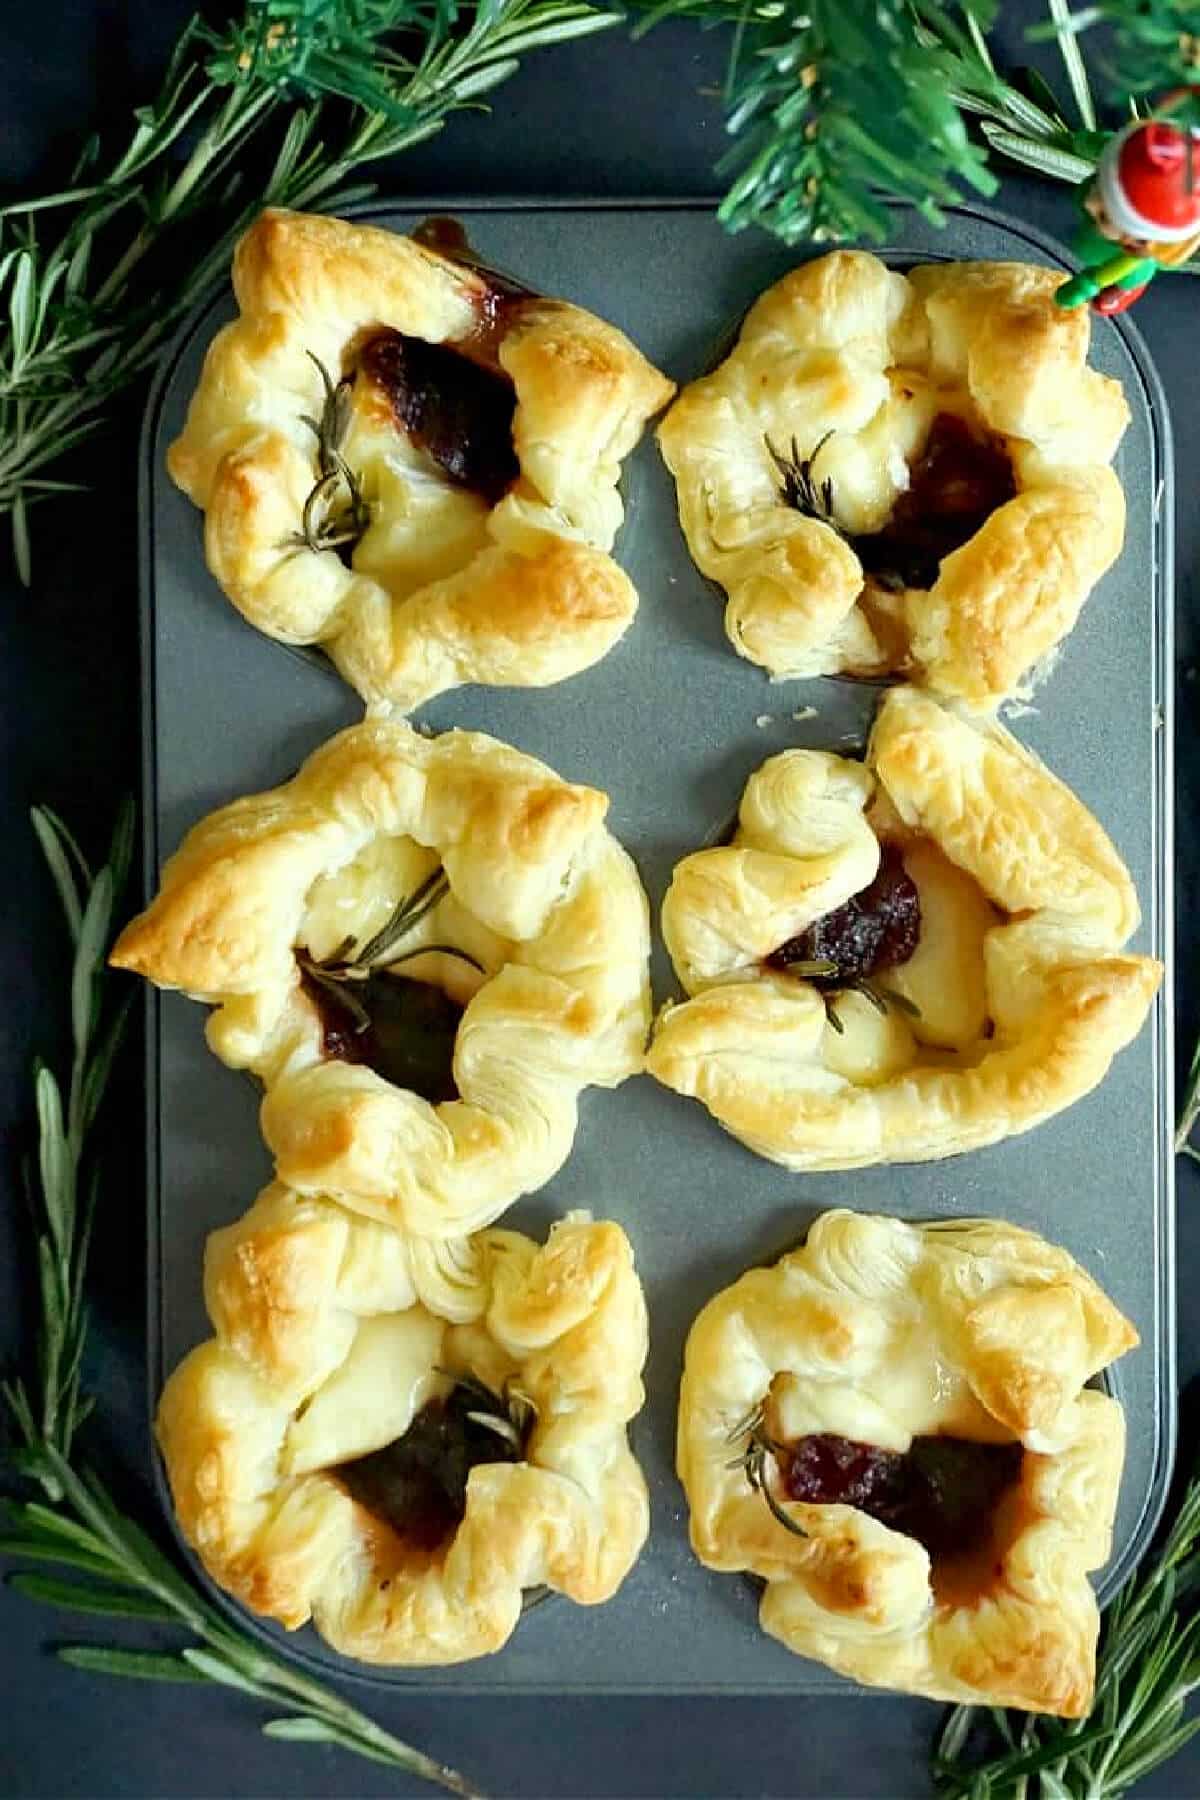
139 200 1174 1694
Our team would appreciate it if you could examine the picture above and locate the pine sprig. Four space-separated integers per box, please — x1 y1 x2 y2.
932 1466 1200 1798
1050 0 1200 107
1 806 479 1797
0 0 620 582
631 0 1002 242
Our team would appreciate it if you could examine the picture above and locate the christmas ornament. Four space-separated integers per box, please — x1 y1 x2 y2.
1056 89 1200 315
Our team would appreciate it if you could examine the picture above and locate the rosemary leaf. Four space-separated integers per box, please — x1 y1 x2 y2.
8 1571 179 1623
0 1537 115 1576
1176 1033 1200 1158
29 808 84 941
71 869 113 1055
59 1647 211 1685
182 1646 274 1700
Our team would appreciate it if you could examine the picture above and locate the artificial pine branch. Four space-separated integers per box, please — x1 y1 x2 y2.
630 0 1002 242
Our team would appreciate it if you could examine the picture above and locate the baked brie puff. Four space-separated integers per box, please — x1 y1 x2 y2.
158 1185 650 1665
167 209 674 711
678 1209 1137 1714
111 717 651 1236
659 253 1128 707
646 686 1160 1168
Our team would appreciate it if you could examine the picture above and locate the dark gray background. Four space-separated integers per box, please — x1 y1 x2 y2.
1 3 1197 1796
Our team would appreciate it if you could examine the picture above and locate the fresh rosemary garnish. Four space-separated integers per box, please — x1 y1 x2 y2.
932 1456 1200 1799
767 942 923 1035
821 978 920 1036
0 805 477 1797
447 1371 538 1454
296 866 483 1100
767 431 840 529
290 350 371 555
726 1405 808 1541
297 864 484 1022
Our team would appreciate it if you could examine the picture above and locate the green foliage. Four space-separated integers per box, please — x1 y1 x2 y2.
632 0 1001 242
1067 0 1200 107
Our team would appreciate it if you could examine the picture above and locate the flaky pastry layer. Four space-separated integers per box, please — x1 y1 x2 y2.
168 209 674 710
112 717 651 1235
678 1209 1137 1713
159 1186 649 1664
658 253 1128 706
646 687 1161 1168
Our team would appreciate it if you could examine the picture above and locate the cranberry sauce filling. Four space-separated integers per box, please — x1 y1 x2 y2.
334 1387 524 1552
359 329 520 506
765 842 920 988
850 412 1016 593
411 215 538 370
780 1432 1023 1559
301 963 463 1104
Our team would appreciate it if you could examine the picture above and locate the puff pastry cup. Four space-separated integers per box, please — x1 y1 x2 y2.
659 252 1128 707
158 1184 650 1665
646 686 1160 1169
167 209 674 711
678 1209 1137 1714
111 717 651 1236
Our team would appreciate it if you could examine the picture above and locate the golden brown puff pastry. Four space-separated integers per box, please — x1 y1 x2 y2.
158 1184 650 1665
658 253 1128 707
645 687 1160 1168
167 209 675 711
111 717 651 1235
678 1209 1137 1714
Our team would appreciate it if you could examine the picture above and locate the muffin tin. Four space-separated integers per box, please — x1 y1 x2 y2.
138 199 1174 1693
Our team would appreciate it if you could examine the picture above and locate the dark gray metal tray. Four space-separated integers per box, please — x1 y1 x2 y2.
139 198 1174 1695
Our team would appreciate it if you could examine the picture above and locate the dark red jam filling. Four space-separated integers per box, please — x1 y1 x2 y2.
411 215 538 371
765 842 921 988
300 962 463 1104
780 1431 1023 1558
334 1388 524 1552
359 329 520 506
850 412 1016 593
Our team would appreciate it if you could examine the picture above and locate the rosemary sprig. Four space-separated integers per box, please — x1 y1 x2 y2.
290 350 371 554
351 865 453 967
0 0 621 580
3 802 134 1484
1 806 478 1797
821 979 920 1035
1177 1038 1200 1163
726 1405 809 1540
767 431 839 527
932 1458 1200 1798
296 865 483 1041
449 1371 538 1453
